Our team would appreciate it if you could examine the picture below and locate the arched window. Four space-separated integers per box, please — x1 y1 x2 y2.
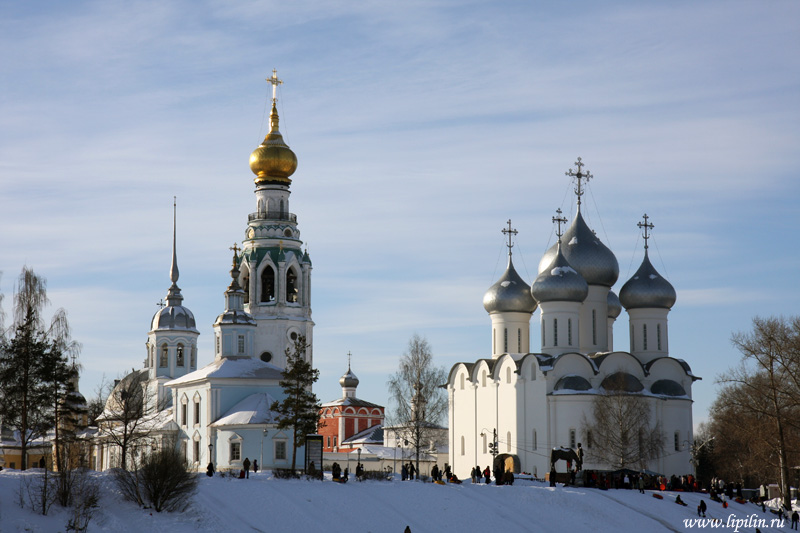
506 367 511 384
482 432 487 454
482 371 487 387
261 265 275 302
242 272 250 304
460 436 465 456
493 329 496 352
160 345 168 367
460 374 465 390
279 199 285 218
190 346 196 367
176 344 184 367
518 329 521 352
286 267 298 303
506 431 511 452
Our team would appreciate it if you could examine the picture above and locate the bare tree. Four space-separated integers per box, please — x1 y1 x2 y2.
716 315 800 510
582 374 664 470
95 370 164 471
387 334 447 478
0 267 79 470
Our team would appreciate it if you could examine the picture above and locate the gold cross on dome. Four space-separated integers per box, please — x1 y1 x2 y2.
638 213 654 250
266 69 283 102
230 243 240 255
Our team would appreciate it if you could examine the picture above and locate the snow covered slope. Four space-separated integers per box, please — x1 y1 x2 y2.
0 470 790 532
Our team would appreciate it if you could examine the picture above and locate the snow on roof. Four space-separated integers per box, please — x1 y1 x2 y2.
342 424 383 445
320 396 383 409
211 392 279 427
167 356 283 386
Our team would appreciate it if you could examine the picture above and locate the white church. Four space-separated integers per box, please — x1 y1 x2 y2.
94 71 313 472
446 159 698 479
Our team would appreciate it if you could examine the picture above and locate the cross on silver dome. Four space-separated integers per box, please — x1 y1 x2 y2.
565 157 593 209
638 213 654 251
266 68 282 103
552 208 567 240
502 219 518 255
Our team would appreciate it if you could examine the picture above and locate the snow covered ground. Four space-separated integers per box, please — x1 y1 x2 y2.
0 469 793 532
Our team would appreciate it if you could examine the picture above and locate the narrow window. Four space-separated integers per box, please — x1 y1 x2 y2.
503 328 508 352
460 374 465 390
261 266 275 302
506 367 511 383
482 371 487 387
541 321 545 346
629 324 634 352
657 324 662 351
643 324 648 350
230 442 241 462
506 431 511 453
193 440 200 463
518 329 521 352
674 431 680 452
275 441 287 460
587 430 593 449
493 328 496 352
533 429 537 450
194 399 200 425
279 199 285 218
592 309 597 345
568 318 572 346
460 436 465 456
286 268 298 303
181 403 187 426
181 440 188 460
570 429 576 448
160 345 168 367
553 319 558 347
191 346 196 367
238 335 245 354
482 433 487 454
216 335 220 355
176 344 185 366
333 436 337 448
242 273 250 304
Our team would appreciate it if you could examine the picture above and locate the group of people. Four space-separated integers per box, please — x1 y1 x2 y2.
400 462 417 481
430 463 462 484
330 462 349 483
205 457 259 478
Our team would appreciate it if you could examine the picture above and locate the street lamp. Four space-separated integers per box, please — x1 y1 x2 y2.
260 428 268 471
208 443 213 468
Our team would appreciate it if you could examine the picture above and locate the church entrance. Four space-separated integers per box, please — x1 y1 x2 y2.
493 453 520 474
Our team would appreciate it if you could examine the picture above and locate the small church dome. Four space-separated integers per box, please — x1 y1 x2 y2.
339 367 359 389
151 304 197 331
619 253 676 310
531 243 589 303
483 256 537 314
249 102 297 184
538 211 619 287
607 289 622 318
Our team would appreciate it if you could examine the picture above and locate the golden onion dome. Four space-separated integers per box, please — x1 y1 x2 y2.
249 101 297 184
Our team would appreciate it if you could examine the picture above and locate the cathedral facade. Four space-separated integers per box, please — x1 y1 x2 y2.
446 160 697 480
95 72 314 472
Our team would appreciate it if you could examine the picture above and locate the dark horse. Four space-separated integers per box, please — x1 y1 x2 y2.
550 446 582 472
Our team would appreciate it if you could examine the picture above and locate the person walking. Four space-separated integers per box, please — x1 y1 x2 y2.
408 462 416 480
484 466 491 484
253 459 258 473
638 475 645 494
243 457 251 479
698 499 707 517
206 462 215 477
431 464 440 482
792 510 799 530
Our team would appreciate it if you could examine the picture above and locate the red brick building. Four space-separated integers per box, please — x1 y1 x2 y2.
318 364 384 452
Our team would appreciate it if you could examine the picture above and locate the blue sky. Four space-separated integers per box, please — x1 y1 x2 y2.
1 0 798 429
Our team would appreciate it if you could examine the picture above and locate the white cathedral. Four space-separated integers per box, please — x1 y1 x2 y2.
446 160 698 479
94 72 313 471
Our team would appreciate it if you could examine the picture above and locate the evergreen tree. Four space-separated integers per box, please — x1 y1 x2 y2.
270 336 321 471
0 267 79 470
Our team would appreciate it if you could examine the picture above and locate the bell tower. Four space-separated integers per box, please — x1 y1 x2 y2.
239 70 313 371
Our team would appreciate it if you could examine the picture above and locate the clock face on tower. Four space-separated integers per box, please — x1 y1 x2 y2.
247 228 255 239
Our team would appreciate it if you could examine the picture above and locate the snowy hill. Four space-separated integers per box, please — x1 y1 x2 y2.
0 470 791 533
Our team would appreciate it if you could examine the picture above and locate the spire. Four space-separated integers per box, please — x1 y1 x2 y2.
565 157 593 212
165 197 183 306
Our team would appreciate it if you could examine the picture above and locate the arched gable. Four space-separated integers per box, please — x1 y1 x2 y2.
492 354 517 383
447 362 473 387
594 351 646 379
517 353 546 381
470 359 496 387
646 357 694 383
550 352 596 380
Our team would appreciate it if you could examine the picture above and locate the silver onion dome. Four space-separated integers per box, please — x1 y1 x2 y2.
483 256 537 314
619 252 676 310
531 243 589 303
607 289 622 318
538 211 619 287
339 367 359 388
151 302 198 331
